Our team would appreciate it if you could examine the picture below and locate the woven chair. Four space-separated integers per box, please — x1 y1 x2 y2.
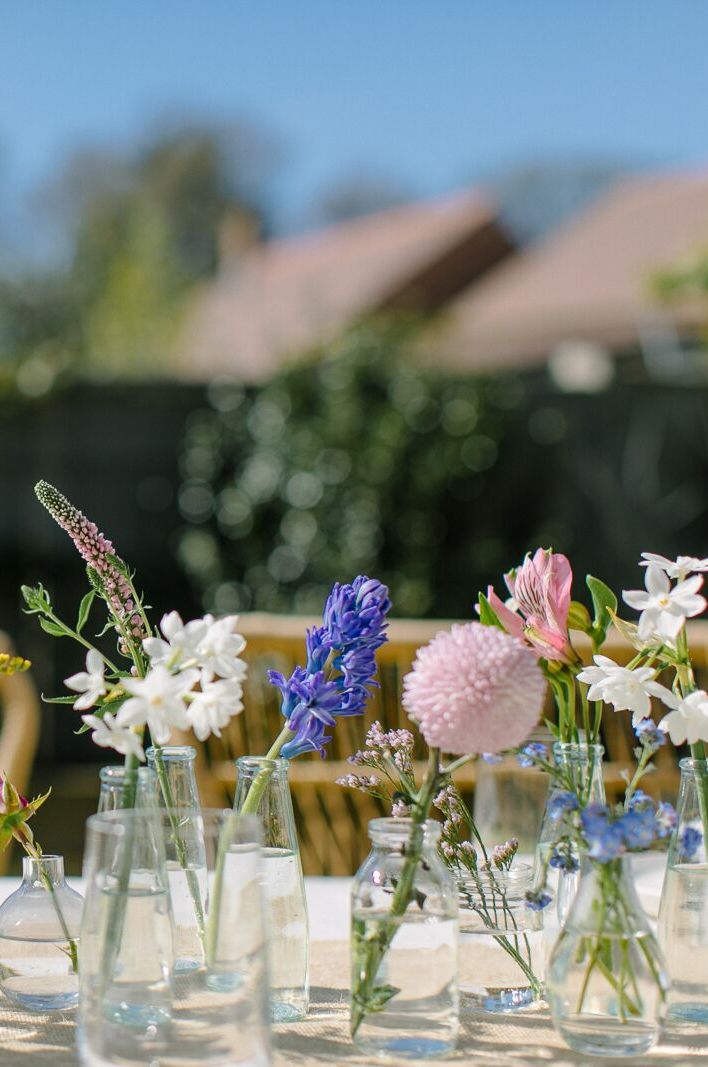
0 633 41 874
181 615 708 876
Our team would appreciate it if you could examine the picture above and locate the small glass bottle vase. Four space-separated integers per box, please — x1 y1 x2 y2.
234 756 309 1022
458 863 544 1014
0 855 84 1011
147 746 208 973
548 856 668 1058
658 756 708 1026
351 818 459 1060
97 765 159 812
535 741 605 923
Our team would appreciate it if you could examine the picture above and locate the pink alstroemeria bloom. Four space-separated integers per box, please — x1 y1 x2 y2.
487 548 577 665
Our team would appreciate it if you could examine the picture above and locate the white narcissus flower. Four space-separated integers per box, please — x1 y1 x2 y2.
194 615 247 681
659 690 708 746
81 711 145 761
186 675 245 742
577 655 674 725
65 649 107 711
623 564 706 641
641 553 708 581
142 611 210 670
116 664 199 745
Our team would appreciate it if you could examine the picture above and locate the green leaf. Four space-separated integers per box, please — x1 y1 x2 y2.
567 600 592 633
586 576 618 649
41 694 79 704
544 717 560 739
477 593 504 630
367 984 400 1012
39 617 69 638
76 591 96 634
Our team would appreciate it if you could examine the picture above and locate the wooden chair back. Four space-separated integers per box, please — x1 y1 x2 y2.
0 633 41 874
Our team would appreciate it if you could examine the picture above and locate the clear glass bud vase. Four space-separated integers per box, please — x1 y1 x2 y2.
458 863 544 1014
0 855 84 1011
535 741 605 923
548 856 667 1057
147 746 207 973
98 765 159 812
658 756 708 1026
351 818 459 1060
234 755 309 1022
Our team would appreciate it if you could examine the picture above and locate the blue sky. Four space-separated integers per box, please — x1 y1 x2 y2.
2 1 707 241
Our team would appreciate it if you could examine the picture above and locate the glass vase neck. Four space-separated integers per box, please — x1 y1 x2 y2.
552 741 605 762
367 817 441 848
236 756 291 780
146 745 196 764
22 855 65 887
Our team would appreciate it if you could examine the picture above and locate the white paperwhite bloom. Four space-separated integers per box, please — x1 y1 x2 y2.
186 675 244 742
659 690 708 746
623 564 706 641
142 611 210 669
81 711 145 761
577 655 674 725
65 649 107 711
193 615 247 681
116 664 199 745
640 553 708 582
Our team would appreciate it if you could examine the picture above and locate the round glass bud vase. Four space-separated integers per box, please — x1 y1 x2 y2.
547 856 668 1058
350 818 459 1060
658 756 708 1027
458 863 544 1014
0 855 83 1011
97 765 159 812
234 755 309 1022
535 741 605 923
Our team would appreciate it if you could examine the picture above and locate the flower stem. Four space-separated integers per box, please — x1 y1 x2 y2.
239 725 296 817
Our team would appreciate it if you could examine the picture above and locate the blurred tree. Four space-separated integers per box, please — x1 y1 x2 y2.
175 317 520 618
0 116 281 379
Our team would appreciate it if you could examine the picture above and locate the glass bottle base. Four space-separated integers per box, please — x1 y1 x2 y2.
461 986 543 1014
3 987 78 1013
353 1034 457 1060
555 1016 660 1058
270 996 308 1022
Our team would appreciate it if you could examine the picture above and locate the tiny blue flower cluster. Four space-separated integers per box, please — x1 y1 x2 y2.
579 794 679 863
516 741 548 768
269 576 391 759
633 718 666 751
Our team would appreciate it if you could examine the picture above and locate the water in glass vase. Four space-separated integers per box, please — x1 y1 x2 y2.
0 933 78 1012
351 909 458 1060
263 847 308 1021
97 884 173 1032
166 861 208 972
659 862 708 1025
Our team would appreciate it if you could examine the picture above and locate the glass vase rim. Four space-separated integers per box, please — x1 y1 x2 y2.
236 755 291 773
99 764 156 781
145 744 197 762
367 817 441 844
678 756 708 774
457 860 533 890
552 740 605 757
22 854 65 882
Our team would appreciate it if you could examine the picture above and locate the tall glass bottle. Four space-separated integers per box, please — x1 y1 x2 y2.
351 818 459 1059
97 765 159 812
535 741 605 923
658 756 708 1026
0 855 84 1011
234 756 309 1022
146 746 207 972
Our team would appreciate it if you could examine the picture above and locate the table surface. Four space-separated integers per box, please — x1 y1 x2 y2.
0 866 706 1066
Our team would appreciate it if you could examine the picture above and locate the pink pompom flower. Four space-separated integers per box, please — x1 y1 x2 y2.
402 622 546 755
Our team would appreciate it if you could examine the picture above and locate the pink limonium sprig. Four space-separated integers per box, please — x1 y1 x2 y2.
349 621 547 1033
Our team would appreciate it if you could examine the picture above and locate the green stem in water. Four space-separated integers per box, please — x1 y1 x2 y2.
351 747 441 1036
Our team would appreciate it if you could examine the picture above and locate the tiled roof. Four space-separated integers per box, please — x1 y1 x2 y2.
177 191 512 381
433 170 708 371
